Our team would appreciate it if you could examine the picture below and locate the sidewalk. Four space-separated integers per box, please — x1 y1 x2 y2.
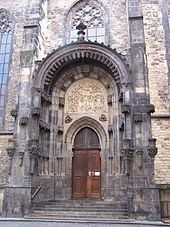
0 218 170 227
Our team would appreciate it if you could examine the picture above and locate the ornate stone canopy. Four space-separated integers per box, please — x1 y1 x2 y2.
33 41 130 93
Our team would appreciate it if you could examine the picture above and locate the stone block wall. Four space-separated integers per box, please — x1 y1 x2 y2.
142 0 170 183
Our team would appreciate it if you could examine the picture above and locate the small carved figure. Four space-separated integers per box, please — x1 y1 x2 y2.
65 115 73 123
99 114 107 122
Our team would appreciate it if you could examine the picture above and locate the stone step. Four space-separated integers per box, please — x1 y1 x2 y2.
35 200 127 208
28 200 129 220
34 207 127 212
36 204 127 209
28 210 129 220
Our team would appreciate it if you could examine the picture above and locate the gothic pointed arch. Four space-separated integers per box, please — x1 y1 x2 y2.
0 9 14 128
65 116 108 146
64 0 109 44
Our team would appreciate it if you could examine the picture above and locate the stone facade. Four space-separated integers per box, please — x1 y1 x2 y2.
0 0 169 221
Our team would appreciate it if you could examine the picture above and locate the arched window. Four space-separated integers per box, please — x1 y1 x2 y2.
66 1 106 43
0 10 13 126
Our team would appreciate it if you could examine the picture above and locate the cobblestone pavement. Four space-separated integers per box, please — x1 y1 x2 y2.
0 219 170 227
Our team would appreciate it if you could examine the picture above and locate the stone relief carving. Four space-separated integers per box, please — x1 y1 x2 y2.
99 114 107 122
65 78 108 114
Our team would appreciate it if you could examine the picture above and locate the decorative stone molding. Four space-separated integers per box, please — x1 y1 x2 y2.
107 95 112 105
56 156 63 161
29 144 39 175
19 116 29 126
19 151 24 166
65 116 107 146
148 147 158 158
121 148 134 176
122 138 133 150
6 138 15 174
10 108 18 117
136 150 144 169
119 116 124 131
0 10 13 33
108 124 113 133
31 107 41 117
99 114 107 122
65 115 73 124
147 138 158 158
41 91 52 103
59 97 65 107
33 42 130 94
119 91 123 102
121 104 131 114
39 120 50 131
136 149 143 156
134 113 143 123
146 104 155 113
57 126 64 134
148 138 156 147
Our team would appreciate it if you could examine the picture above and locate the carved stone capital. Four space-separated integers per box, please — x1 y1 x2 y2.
121 104 131 114
39 120 50 131
123 139 133 150
19 116 28 126
136 150 144 156
134 113 143 123
6 147 15 157
146 104 155 113
29 145 38 158
147 138 157 158
41 91 52 104
121 148 134 158
58 126 64 134
119 116 124 131
148 147 158 158
32 107 41 117
59 97 65 107
107 95 112 105
148 138 157 147
10 109 18 117
108 124 113 133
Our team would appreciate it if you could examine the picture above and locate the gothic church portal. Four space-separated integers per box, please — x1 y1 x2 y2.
0 0 170 221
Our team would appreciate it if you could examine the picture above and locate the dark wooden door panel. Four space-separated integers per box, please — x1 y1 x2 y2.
72 151 86 198
87 150 101 198
72 127 101 199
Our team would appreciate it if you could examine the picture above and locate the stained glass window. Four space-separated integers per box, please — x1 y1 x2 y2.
0 11 13 124
67 2 105 43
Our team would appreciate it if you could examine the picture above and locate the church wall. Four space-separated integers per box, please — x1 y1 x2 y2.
142 0 170 184
46 0 129 53
0 0 169 218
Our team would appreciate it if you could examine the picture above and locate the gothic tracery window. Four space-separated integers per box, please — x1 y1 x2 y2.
0 10 13 125
66 1 106 43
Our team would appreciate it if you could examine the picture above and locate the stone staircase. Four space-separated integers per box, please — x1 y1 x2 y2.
27 200 129 221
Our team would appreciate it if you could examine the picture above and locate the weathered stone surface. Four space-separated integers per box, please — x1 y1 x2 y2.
0 0 169 221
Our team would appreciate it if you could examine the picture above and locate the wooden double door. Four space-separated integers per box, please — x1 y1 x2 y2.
72 127 101 199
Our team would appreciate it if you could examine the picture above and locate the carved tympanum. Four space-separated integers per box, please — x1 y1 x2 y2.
65 78 107 114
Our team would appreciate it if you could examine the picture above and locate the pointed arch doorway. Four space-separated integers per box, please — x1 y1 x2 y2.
72 127 101 199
